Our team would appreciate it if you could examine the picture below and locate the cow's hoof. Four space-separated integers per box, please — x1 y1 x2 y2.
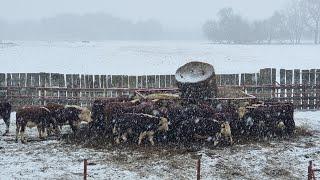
2 133 7 136
2 131 9 136
213 141 219 147
39 137 46 140
15 139 18 143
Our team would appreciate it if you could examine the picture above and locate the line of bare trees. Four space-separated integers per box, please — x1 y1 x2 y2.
203 0 320 44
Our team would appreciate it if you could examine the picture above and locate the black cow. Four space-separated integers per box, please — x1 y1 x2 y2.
112 113 169 145
176 117 233 146
235 103 295 138
0 102 12 136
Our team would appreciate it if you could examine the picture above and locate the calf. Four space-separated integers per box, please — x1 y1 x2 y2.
0 102 12 135
15 106 52 143
112 113 169 145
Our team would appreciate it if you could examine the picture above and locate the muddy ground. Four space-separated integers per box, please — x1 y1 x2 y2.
0 111 319 180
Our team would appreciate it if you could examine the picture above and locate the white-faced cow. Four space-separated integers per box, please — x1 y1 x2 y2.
0 101 12 136
58 105 93 133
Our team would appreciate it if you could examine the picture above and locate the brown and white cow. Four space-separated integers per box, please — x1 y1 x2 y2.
44 104 92 134
0 101 12 136
15 106 52 143
112 113 169 145
58 105 92 132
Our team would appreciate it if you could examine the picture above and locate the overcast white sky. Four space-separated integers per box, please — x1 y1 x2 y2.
1 0 289 30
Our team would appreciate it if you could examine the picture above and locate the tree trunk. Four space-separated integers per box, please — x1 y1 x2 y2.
268 34 272 44
315 21 319 44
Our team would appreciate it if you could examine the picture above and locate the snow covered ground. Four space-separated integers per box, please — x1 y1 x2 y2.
0 111 319 180
0 41 320 75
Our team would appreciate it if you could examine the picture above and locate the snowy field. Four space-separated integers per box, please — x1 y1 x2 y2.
0 111 319 180
0 41 320 75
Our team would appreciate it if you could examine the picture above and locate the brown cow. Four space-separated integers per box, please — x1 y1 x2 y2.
15 106 52 143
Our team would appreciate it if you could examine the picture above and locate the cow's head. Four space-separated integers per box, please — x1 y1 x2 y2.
79 107 93 123
158 117 169 131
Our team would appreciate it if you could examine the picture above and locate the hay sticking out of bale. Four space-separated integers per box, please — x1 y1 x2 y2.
145 93 180 100
216 86 250 99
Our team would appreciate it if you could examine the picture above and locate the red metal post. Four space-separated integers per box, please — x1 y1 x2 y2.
84 159 88 180
197 158 201 180
308 161 314 180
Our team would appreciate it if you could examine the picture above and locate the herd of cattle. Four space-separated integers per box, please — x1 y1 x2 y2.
0 96 295 146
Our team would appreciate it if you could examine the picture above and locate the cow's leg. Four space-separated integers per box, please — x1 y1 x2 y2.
115 136 121 144
15 123 20 143
112 126 121 144
20 125 27 143
213 132 221 147
37 126 43 139
228 135 233 145
121 132 128 143
59 125 63 132
69 120 79 133
138 132 147 145
147 131 155 146
2 117 10 136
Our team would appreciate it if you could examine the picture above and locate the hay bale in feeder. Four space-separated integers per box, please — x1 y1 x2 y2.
175 61 218 100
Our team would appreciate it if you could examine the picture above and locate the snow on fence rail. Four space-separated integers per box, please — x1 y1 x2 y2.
0 68 320 110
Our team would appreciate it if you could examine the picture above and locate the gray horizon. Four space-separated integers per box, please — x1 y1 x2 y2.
0 0 289 40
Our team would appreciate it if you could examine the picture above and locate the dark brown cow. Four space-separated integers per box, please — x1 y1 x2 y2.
177 117 232 146
91 97 138 130
234 102 295 138
45 103 65 134
15 106 52 143
0 102 12 135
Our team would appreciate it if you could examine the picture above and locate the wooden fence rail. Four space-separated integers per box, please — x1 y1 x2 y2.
1 68 320 110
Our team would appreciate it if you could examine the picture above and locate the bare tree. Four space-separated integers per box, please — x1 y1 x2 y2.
202 20 222 43
284 0 307 44
265 11 287 44
304 0 320 44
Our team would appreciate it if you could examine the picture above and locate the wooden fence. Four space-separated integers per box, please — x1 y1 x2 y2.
1 68 320 110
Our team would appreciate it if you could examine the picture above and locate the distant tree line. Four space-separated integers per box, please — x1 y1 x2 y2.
203 0 320 44
0 13 165 41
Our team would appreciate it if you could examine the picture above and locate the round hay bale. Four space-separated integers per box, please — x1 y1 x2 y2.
175 61 218 100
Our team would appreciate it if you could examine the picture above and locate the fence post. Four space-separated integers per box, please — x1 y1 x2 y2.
84 159 88 180
308 160 314 180
196 158 201 180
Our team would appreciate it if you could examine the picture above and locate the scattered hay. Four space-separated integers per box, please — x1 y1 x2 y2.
295 126 314 137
